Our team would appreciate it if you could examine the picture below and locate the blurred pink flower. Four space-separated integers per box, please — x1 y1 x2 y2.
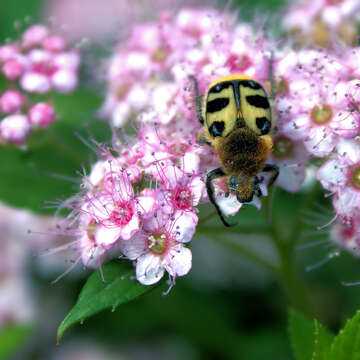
283 0 360 46
317 139 360 221
0 24 81 146
44 0 212 41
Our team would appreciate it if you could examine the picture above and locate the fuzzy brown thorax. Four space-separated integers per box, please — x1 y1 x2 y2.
213 128 272 176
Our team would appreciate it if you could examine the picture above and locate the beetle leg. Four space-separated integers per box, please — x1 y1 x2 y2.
262 163 279 188
253 176 263 197
206 168 236 227
198 136 212 146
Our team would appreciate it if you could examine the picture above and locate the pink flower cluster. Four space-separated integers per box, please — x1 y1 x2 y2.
0 24 80 146
63 129 204 285
283 0 360 46
55 6 360 281
102 9 310 197
101 9 271 127
272 47 360 251
55 9 315 284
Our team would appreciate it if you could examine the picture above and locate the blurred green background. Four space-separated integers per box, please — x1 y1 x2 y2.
1 0 360 359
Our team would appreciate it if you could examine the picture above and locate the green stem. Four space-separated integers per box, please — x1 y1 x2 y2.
263 191 314 317
205 225 268 235
197 230 279 275
46 129 84 165
199 187 318 317
276 242 314 317
199 212 218 225
289 184 321 247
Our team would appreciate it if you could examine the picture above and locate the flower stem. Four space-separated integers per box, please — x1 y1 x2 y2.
209 234 280 275
263 189 315 317
275 241 314 317
46 128 84 165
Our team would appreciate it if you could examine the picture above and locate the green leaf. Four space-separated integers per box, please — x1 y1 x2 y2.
57 262 158 343
0 324 32 359
289 310 315 360
289 310 334 360
312 319 333 360
329 311 360 360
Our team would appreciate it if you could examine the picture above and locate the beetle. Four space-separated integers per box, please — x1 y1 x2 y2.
190 74 279 227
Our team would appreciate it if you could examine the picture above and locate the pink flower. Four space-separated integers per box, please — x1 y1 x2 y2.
0 24 80 145
29 102 57 127
88 194 139 248
330 217 360 257
120 209 197 285
0 114 31 145
20 72 52 93
51 68 78 93
78 216 107 268
0 44 19 63
43 35 67 52
270 133 310 193
0 90 26 114
155 164 205 212
2 60 24 80
210 175 267 218
22 25 49 49
317 139 360 220
282 0 360 45
83 171 157 248
275 49 358 157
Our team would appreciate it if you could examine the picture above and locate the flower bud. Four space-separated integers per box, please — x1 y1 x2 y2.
2 59 25 80
0 114 30 144
29 102 56 127
43 35 67 52
0 90 26 114
22 25 49 49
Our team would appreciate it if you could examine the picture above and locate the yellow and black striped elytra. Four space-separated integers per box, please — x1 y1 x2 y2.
190 74 279 227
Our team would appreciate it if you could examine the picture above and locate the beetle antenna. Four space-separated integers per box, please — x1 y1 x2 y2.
269 50 276 101
189 75 204 125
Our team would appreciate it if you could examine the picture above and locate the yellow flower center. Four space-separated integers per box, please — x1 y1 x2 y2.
273 136 293 158
352 167 360 188
311 105 332 124
86 222 97 243
148 233 168 255
152 48 167 63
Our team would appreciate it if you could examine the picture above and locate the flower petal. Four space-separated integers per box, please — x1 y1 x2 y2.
188 176 205 206
304 127 337 157
81 234 106 269
164 245 192 277
118 232 146 260
334 188 359 219
120 214 140 240
277 160 306 192
136 193 157 218
136 253 164 285
171 211 198 243
336 138 360 164
216 193 242 217
94 224 121 248
316 158 347 191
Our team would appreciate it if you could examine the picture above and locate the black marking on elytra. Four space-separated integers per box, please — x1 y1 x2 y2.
246 95 270 109
256 117 271 135
240 80 262 90
209 81 231 94
206 98 229 113
209 121 225 137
